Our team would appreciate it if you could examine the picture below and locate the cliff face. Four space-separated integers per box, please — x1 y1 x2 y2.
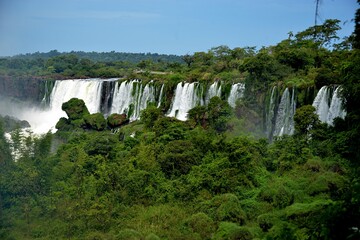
0 76 44 102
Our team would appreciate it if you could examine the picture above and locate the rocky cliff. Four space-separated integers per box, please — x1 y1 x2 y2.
0 76 45 102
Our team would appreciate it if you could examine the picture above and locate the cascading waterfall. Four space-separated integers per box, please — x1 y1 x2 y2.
312 86 330 123
38 78 350 138
273 88 296 137
47 79 248 124
50 79 103 114
157 84 164 108
134 81 156 120
26 78 109 133
227 83 245 108
100 80 116 115
14 78 350 139
110 80 137 116
41 80 55 106
206 81 222 104
13 77 349 138
110 80 157 121
265 86 277 138
327 86 346 124
167 82 202 121
312 86 346 125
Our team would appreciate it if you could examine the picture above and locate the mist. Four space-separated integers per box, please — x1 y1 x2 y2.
0 95 65 134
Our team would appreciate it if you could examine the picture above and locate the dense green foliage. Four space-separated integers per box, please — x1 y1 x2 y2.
56 98 129 132
0 115 30 132
6 50 183 63
1 92 359 239
0 51 183 80
1 8 360 239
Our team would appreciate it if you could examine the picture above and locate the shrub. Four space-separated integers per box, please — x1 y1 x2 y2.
213 222 253 240
61 98 90 120
107 113 129 129
116 229 142 240
145 233 160 240
203 193 246 225
184 212 215 239
84 113 107 131
55 117 71 131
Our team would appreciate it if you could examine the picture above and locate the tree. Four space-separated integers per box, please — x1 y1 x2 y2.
354 0 360 49
187 105 207 127
294 105 320 136
192 51 214 67
182 54 194 67
140 105 163 129
107 113 129 129
84 113 107 131
158 140 200 178
61 98 90 121
295 19 341 48
340 50 360 162
207 96 232 133
0 121 12 164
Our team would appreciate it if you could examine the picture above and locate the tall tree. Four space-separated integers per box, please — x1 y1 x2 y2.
354 0 360 49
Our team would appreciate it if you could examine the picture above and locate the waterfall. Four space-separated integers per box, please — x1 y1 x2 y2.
100 80 116 115
312 86 330 123
227 83 245 108
23 78 110 133
157 84 164 108
206 81 222 104
167 82 201 121
273 88 296 137
110 80 157 121
312 86 346 125
327 86 346 124
134 81 156 120
10 78 349 136
41 80 55 106
50 79 103 114
265 86 277 138
110 80 137 117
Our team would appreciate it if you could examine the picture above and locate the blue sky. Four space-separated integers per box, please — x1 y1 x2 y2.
0 0 357 56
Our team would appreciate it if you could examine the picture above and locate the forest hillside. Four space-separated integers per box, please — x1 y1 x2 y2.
0 5 360 239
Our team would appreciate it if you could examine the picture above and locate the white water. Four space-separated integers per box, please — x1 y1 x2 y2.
266 86 277 137
312 86 346 125
1 78 104 134
14 79 351 139
227 83 245 108
39 79 105 133
50 79 103 114
206 81 222 104
312 86 330 123
273 88 296 137
110 80 137 117
167 82 201 121
327 86 346 124
110 80 157 121
157 84 164 108
135 81 156 120
0 99 61 134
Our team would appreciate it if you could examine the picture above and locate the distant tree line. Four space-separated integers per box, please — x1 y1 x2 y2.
5 50 184 64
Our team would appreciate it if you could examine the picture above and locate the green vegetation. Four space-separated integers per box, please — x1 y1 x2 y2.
1 86 359 239
0 51 182 81
56 98 129 132
1 5 360 239
0 115 30 132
